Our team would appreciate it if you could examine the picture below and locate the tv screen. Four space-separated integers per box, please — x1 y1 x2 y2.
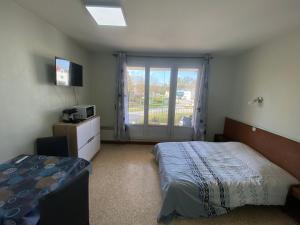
55 57 83 86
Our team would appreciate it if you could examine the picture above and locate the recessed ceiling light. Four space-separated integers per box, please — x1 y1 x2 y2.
86 6 127 27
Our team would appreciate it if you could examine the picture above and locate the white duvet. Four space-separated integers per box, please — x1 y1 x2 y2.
218 142 299 205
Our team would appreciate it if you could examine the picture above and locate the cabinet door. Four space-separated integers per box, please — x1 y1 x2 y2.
76 121 92 149
91 117 100 136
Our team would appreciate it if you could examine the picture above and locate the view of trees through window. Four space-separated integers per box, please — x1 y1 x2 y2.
127 66 199 127
175 68 198 126
149 68 171 125
127 67 145 124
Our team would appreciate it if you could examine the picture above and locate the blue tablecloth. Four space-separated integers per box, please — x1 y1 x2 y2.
0 155 90 225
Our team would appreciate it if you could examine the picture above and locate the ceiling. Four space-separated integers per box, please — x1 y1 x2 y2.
15 0 300 55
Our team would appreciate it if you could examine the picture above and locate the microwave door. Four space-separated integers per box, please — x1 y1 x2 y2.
86 107 94 118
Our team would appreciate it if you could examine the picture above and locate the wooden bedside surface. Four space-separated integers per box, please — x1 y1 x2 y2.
214 134 232 142
284 184 300 223
290 185 300 200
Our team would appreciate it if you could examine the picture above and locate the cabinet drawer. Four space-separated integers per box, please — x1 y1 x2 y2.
91 134 100 156
78 134 100 161
78 141 91 161
76 121 92 149
91 117 100 136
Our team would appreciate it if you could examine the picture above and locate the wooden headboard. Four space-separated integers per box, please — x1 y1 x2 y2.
223 117 300 181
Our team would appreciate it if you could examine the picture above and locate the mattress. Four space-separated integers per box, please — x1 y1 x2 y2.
154 141 299 222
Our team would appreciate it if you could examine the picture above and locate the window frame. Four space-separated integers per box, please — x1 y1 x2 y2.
126 66 146 125
126 57 203 130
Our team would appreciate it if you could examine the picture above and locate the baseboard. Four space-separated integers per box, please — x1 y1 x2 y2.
101 140 159 145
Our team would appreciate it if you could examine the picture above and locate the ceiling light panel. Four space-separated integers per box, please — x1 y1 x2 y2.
86 6 127 26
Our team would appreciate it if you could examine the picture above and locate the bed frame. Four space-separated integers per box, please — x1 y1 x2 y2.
223 117 300 181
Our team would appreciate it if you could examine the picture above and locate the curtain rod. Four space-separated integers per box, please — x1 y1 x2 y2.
112 53 213 60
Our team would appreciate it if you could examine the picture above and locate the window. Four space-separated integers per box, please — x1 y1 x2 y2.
126 57 202 141
127 67 145 125
175 68 199 127
149 68 171 125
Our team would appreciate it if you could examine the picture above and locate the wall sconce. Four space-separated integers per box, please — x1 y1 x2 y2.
248 97 264 105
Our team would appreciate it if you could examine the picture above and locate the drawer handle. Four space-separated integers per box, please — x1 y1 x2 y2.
87 137 94 143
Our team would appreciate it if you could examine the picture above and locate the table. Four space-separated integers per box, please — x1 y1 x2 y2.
0 154 90 225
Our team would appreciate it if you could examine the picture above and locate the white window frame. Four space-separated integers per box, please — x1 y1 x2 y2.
126 56 203 141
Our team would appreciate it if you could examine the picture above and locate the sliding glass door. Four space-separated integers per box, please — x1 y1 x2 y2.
126 57 202 141
148 68 171 126
174 68 199 126
127 67 145 125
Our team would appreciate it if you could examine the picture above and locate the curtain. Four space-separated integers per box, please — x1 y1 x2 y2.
115 53 129 141
193 59 210 140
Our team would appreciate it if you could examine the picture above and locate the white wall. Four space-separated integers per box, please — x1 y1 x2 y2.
229 28 300 142
0 1 92 161
207 57 234 140
90 53 117 140
89 53 234 141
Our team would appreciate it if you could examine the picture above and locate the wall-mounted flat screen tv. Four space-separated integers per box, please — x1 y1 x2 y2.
55 57 83 87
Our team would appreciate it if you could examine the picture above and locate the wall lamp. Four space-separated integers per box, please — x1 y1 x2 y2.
248 97 264 105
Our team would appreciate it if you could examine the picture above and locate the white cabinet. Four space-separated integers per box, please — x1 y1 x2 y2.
77 121 92 149
91 117 100 136
78 134 100 161
53 116 101 161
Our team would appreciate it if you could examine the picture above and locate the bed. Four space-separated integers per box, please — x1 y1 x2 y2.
154 118 300 223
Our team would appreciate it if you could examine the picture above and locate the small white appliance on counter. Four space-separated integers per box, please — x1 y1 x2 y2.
74 105 96 120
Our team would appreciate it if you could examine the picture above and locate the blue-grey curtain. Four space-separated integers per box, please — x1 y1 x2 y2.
193 59 210 140
115 53 129 141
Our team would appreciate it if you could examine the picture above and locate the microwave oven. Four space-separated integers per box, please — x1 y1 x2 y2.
74 105 96 120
